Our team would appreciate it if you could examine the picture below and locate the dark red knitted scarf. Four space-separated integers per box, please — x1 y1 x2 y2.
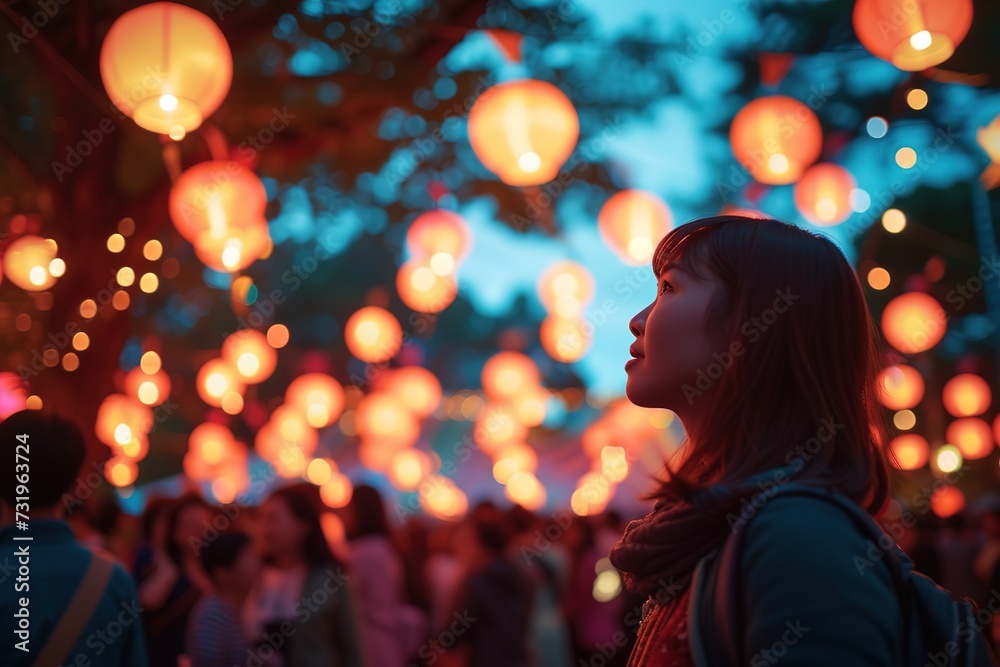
608 464 803 598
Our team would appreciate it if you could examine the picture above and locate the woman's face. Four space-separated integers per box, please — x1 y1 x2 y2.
626 261 723 413
258 497 308 561
173 504 213 554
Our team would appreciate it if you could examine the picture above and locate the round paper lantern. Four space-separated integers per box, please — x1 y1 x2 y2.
930 485 965 518
96 394 154 447
473 405 528 456
372 366 442 420
169 161 267 243
396 259 458 313
285 373 345 428
389 449 433 491
196 358 245 407
538 261 594 319
481 351 541 402
355 393 419 446
541 316 591 363
504 471 546 510
730 95 822 185
492 443 538 484
794 163 856 226
345 306 402 363
877 364 925 410
942 373 991 417
597 190 674 265
358 438 411 473
888 433 929 470
881 292 946 354
222 330 277 384
3 236 59 291
853 0 973 72
320 473 353 508
100 2 232 135
269 405 319 458
105 458 138 487
124 367 172 407
420 475 467 520
406 211 472 265
946 417 993 460
193 217 271 273
468 79 579 186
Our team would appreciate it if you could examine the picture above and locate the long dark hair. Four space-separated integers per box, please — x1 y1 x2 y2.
266 484 339 569
166 492 211 566
346 484 390 540
647 215 892 514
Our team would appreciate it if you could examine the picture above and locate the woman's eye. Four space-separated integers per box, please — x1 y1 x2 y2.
660 280 673 294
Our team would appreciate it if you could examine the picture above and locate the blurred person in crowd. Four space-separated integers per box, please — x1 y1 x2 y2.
185 531 259 667
134 492 214 667
425 520 465 633
66 485 121 552
564 516 627 666
508 505 573 667
243 483 365 667
397 516 432 614
974 506 1000 595
344 483 425 666
938 512 985 604
437 502 535 667
608 215 921 665
0 410 148 666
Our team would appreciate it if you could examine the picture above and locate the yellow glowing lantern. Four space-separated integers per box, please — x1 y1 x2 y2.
942 373 991 417
95 394 153 448
504 471 546 510
492 444 538 484
538 261 594 319
881 292 946 354
930 485 965 518
371 366 442 419
389 449 433 491
396 258 458 313
541 316 591 362
222 330 277 384
285 373 345 428
406 210 472 265
597 190 673 265
193 217 271 273
189 422 234 465
474 405 528 456
169 161 267 243
355 393 419 446
320 473 354 508
100 2 233 134
481 351 541 402
124 367 172 407
270 405 319 457
513 387 548 426
877 364 925 410
794 163 856 226
730 96 822 185
946 418 993 460
345 306 402 363
105 458 138 487
421 475 468 520
196 358 245 407
888 434 929 470
468 79 579 186
358 439 411 472
3 236 59 291
853 0 973 72
118 434 150 462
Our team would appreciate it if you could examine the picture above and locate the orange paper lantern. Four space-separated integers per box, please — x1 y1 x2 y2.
881 292 946 354
853 0 973 72
888 433 929 470
124 368 172 407
371 366 442 420
468 79 580 186
3 236 59 291
193 217 271 273
538 261 594 318
540 316 591 363
946 418 993 460
222 329 277 384
597 190 674 265
942 374 991 417
169 161 267 243
196 358 245 407
481 351 541 402
794 163 856 226
877 364 925 410
406 211 472 265
730 95 822 185
100 2 233 135
345 306 402 363
396 259 458 314
285 373 345 428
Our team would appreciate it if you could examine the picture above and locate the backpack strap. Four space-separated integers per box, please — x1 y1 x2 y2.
694 483 912 666
32 549 116 667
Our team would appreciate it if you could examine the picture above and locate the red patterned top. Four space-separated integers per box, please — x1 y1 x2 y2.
626 584 695 667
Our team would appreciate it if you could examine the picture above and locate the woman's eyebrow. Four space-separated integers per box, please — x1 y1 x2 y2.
658 262 689 278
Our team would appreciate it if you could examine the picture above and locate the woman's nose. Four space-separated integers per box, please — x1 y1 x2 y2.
629 303 651 336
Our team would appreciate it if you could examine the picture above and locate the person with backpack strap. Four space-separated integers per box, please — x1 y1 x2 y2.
0 410 149 667
608 215 1000 666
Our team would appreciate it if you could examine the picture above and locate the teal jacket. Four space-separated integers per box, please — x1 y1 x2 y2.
0 519 148 667
688 493 905 666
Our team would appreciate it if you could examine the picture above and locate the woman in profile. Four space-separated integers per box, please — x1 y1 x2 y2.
609 214 902 665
